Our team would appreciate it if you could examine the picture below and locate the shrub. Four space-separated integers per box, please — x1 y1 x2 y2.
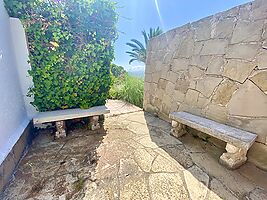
109 75 144 108
4 0 118 111
110 63 126 78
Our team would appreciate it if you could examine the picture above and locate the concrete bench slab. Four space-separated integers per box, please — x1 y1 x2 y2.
33 106 110 138
169 111 257 169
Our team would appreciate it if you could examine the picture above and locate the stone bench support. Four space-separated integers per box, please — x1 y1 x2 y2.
171 121 187 138
55 121 66 138
169 112 257 169
219 143 248 169
89 116 101 131
33 106 110 139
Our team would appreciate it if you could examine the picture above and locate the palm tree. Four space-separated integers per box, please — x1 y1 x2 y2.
126 27 163 64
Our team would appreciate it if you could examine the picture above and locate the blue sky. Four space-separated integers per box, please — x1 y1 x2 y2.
114 0 251 71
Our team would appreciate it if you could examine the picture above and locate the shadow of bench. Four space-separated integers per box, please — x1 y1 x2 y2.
169 111 257 169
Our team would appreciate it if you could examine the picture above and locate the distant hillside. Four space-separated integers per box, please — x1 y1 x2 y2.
126 65 145 78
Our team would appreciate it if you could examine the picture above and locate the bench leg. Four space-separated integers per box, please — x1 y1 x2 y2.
219 143 248 169
171 121 187 138
89 116 100 130
55 121 66 139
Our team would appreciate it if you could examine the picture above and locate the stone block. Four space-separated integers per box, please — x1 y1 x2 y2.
174 33 194 58
205 104 228 123
225 43 259 61
231 20 263 44
206 56 225 75
175 72 190 93
196 94 210 109
171 58 190 72
223 59 256 83
166 71 178 83
200 39 228 55
228 80 267 117
213 18 236 39
144 73 152 82
193 17 212 41
249 69 267 93
196 76 222 98
173 90 186 103
248 142 267 171
165 81 175 96
184 89 199 105
256 50 267 70
228 116 267 144
212 79 239 106
190 55 213 70
193 42 204 55
188 66 204 79
251 0 267 20
157 79 167 90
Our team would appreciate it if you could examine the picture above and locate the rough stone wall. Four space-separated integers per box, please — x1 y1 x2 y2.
144 0 267 170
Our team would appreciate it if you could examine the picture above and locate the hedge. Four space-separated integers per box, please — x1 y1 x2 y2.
4 0 118 111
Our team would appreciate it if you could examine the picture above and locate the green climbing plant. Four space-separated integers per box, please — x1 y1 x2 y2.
4 0 118 111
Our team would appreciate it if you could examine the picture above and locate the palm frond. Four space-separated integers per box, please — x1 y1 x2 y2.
126 27 164 64
130 39 145 50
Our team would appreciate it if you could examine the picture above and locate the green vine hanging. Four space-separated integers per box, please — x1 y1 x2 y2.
4 0 118 111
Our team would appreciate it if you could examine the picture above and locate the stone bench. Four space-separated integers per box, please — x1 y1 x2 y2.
169 112 257 169
33 106 110 138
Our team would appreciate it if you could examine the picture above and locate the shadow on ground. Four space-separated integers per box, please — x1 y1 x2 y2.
1 100 267 200
1 120 106 199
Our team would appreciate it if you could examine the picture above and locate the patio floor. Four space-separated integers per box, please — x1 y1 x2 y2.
1 100 267 200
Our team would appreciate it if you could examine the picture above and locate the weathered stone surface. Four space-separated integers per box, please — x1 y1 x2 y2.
223 59 256 83
252 0 267 20
174 33 194 59
208 178 238 200
205 104 228 123
248 142 267 171
196 76 222 97
228 80 267 117
245 188 267 200
144 0 267 171
228 116 267 144
212 79 239 106
184 165 210 200
200 39 228 55
173 90 185 103
175 72 190 93
256 50 267 69
189 66 204 79
149 173 189 200
219 143 248 169
225 43 259 61
193 17 212 41
165 81 175 96
171 58 190 72
184 89 199 105
231 20 263 44
249 70 267 93
4 103 267 199
213 18 235 39
169 112 257 150
33 105 110 124
158 78 168 89
206 56 224 75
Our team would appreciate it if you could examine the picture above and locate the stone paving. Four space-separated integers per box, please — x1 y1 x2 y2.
1 100 267 199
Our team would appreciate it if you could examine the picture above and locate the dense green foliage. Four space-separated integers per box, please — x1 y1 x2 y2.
4 0 118 111
109 74 144 108
126 27 163 64
110 63 126 78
